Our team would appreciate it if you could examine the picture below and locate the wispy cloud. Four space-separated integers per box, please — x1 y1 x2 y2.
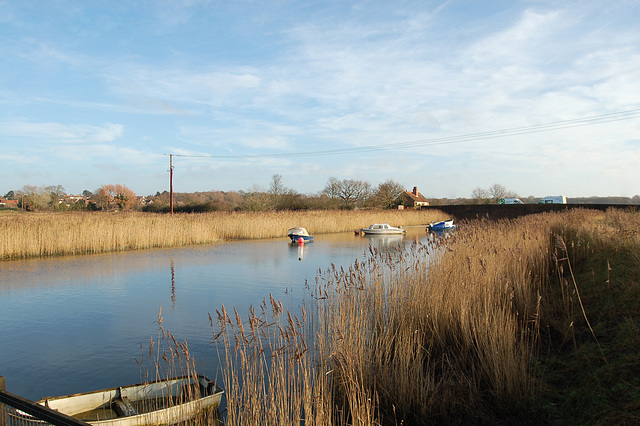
0 0 638 196
0 121 123 144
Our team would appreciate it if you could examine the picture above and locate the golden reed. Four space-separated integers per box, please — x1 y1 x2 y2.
213 208 639 424
0 210 445 260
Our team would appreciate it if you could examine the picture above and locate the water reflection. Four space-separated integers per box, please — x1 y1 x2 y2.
0 229 433 400
427 228 456 239
170 259 176 308
363 234 404 251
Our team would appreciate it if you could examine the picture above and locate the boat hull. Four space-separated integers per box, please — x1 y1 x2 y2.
9 375 224 426
288 234 314 243
361 223 406 235
287 227 313 243
361 229 405 235
427 220 455 231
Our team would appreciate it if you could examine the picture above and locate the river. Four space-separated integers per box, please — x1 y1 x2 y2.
0 228 431 401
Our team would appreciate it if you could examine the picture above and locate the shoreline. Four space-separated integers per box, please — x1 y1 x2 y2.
0 209 447 261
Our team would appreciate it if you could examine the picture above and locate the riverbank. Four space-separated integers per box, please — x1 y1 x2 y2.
0 209 446 260
214 208 640 424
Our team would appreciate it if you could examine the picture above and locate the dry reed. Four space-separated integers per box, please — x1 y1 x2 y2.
135 308 222 425
0 210 445 260
211 208 636 425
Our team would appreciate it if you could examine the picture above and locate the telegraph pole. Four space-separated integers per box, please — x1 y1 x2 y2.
169 154 174 215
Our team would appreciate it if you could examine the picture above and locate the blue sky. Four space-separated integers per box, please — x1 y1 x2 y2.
1 0 639 198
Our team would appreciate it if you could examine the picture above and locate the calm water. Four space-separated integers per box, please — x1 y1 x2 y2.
0 229 430 401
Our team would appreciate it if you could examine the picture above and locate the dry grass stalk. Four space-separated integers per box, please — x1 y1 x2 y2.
134 308 220 425
0 210 445 260
210 208 637 424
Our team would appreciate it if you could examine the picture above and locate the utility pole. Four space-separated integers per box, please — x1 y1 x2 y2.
169 154 174 215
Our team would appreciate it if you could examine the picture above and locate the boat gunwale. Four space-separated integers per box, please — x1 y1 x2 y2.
33 375 223 426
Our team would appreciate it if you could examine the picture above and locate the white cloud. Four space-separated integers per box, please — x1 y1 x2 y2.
0 121 123 144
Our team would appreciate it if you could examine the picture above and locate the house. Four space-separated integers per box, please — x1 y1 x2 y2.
0 199 19 207
401 187 430 208
62 195 90 206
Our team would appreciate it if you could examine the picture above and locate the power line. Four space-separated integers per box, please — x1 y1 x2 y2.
165 108 640 159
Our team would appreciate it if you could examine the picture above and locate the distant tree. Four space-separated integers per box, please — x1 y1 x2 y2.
324 177 344 198
4 190 15 199
97 184 136 210
268 174 294 210
82 189 94 199
471 187 490 204
45 185 66 208
18 185 50 210
330 178 372 209
487 183 519 202
374 179 405 209
239 185 270 212
488 183 509 201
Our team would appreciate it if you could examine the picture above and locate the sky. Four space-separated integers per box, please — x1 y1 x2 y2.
1 0 639 199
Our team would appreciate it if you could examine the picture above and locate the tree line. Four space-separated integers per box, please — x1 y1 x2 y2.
2 179 639 213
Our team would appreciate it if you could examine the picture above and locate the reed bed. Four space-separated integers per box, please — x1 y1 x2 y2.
136 308 223 425
212 208 639 425
0 210 445 260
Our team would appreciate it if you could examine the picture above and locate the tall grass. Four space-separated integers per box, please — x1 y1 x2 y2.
212 208 639 425
0 210 444 260
135 308 222 425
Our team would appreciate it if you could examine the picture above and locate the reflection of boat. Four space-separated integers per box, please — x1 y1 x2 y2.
364 234 404 249
361 223 406 235
287 227 314 243
14 375 223 425
428 228 454 239
427 219 455 231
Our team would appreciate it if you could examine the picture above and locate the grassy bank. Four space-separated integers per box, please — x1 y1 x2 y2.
213 208 640 424
0 209 445 260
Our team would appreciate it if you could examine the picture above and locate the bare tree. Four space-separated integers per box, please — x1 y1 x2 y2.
374 179 405 209
322 177 341 199
331 178 372 209
488 183 508 201
471 187 490 204
239 185 270 212
268 174 290 210
487 183 519 202
45 185 66 208
18 185 49 210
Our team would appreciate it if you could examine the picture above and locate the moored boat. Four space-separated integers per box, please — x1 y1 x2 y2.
287 227 314 243
427 219 455 231
361 223 406 235
10 375 223 425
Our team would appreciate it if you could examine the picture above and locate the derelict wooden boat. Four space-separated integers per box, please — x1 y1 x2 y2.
9 375 223 425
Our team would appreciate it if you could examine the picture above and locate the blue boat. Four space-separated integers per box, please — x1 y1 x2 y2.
427 219 455 231
288 227 314 243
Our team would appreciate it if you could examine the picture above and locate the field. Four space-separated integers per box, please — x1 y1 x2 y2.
0 209 445 260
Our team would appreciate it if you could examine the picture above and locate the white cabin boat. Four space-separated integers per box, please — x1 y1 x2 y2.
361 223 406 235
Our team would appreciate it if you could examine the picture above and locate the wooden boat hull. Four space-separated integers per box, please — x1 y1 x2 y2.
10 375 223 425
